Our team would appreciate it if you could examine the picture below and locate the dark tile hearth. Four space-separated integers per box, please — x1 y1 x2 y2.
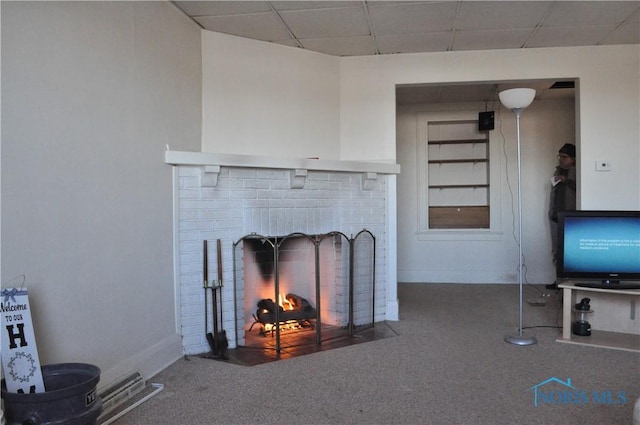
200 322 398 367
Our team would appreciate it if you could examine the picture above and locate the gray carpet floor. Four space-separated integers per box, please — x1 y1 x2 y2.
109 283 640 425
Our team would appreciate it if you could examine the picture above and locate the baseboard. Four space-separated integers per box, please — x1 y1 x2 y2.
398 271 519 283
98 333 182 392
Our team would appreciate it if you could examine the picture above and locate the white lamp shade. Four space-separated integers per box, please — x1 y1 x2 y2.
499 88 536 110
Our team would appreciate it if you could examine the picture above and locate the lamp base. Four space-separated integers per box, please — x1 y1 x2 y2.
505 335 538 346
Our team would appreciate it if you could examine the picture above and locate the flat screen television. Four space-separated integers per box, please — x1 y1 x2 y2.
557 210 640 285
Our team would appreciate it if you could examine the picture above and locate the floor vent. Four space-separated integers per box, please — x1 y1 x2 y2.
98 370 146 419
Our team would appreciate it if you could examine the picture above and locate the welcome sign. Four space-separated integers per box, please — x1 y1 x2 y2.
1 288 45 393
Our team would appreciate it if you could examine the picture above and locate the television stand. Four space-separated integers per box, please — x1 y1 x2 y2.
557 282 640 353
574 281 640 290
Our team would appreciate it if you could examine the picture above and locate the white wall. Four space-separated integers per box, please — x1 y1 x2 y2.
397 99 575 283
340 46 638 284
201 31 341 160
200 40 638 284
1 1 201 387
199 41 639 207
340 46 640 210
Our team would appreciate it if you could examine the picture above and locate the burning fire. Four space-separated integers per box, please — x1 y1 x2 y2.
279 293 294 310
262 293 304 333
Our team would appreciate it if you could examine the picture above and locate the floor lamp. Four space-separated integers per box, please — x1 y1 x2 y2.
499 88 538 346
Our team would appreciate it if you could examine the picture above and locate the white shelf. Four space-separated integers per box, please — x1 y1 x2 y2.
556 330 640 353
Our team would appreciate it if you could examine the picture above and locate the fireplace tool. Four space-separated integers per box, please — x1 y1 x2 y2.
203 240 216 352
213 239 229 359
203 240 228 359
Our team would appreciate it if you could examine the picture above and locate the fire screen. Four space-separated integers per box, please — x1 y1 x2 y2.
232 230 376 353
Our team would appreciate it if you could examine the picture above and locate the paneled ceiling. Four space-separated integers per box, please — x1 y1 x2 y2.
172 1 639 104
173 1 639 56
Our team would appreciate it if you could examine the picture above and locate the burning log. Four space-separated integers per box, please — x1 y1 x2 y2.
257 298 282 313
285 293 314 313
252 293 317 335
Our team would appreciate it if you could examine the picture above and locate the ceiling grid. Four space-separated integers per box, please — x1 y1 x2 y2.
173 1 639 56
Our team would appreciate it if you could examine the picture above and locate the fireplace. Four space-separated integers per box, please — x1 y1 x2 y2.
235 231 375 352
166 151 400 356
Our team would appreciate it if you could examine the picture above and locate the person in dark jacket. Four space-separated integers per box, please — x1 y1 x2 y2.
546 143 577 290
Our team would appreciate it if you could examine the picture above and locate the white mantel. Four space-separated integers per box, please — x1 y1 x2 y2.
165 150 401 175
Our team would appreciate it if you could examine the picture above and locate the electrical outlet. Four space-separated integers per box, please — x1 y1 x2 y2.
595 160 611 172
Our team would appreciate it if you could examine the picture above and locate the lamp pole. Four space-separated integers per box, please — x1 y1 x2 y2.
504 108 537 346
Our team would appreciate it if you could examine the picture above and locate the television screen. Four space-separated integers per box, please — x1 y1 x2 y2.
557 210 640 282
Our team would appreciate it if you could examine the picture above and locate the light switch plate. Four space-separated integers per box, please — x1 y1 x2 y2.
595 160 611 171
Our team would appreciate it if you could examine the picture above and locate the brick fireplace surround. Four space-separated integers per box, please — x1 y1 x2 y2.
166 151 400 355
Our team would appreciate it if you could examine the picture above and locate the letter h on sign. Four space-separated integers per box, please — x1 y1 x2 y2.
6 323 28 349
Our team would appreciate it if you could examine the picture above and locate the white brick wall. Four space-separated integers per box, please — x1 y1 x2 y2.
176 165 388 355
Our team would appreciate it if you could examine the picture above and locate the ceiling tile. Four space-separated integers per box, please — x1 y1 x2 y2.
195 13 291 41
396 79 572 105
453 29 533 51
368 2 458 35
396 84 500 105
376 32 452 54
600 21 640 45
542 1 639 27
301 36 377 56
540 87 575 100
280 6 370 39
457 1 553 31
174 1 271 16
439 85 497 103
396 85 442 104
271 1 361 11
527 26 617 48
